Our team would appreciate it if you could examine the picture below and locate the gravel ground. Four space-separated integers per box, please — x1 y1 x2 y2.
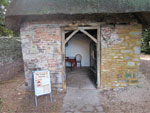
0 73 65 113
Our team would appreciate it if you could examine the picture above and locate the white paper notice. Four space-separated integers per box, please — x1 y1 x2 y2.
33 70 51 96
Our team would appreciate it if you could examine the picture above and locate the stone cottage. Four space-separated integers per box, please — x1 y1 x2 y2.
6 0 150 90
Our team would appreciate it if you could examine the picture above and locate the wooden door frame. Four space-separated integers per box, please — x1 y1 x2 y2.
61 24 101 90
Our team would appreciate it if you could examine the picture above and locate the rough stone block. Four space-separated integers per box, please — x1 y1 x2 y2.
121 50 133 54
127 62 135 66
134 47 140 54
125 56 131 60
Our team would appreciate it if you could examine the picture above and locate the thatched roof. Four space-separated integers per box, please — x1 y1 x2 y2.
6 0 150 16
6 0 150 31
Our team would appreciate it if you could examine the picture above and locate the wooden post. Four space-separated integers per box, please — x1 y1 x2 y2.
61 28 67 91
97 26 101 89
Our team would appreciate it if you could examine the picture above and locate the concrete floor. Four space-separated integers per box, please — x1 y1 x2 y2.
62 68 105 113
66 67 96 89
62 88 105 113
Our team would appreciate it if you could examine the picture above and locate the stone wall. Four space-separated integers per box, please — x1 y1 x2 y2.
20 22 142 90
0 37 23 81
21 24 63 90
101 24 142 89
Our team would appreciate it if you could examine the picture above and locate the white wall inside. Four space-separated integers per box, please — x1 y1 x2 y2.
65 33 91 67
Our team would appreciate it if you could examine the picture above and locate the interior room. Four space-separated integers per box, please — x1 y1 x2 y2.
65 29 97 89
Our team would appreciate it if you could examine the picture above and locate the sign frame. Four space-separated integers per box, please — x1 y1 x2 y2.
32 70 52 107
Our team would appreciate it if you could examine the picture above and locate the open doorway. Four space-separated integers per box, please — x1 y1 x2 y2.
62 26 101 89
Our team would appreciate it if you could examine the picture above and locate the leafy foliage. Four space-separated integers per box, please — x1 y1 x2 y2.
141 29 150 54
0 0 10 23
0 0 13 36
0 25 13 36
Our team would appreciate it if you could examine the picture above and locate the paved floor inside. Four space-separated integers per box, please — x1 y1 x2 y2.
66 67 96 89
62 67 105 113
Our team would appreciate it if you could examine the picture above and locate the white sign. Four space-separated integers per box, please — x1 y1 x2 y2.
33 70 51 96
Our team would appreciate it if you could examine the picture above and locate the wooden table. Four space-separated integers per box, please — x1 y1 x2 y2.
65 57 77 70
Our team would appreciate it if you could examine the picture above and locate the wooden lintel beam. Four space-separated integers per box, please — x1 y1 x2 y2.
64 27 78 31
78 27 98 30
